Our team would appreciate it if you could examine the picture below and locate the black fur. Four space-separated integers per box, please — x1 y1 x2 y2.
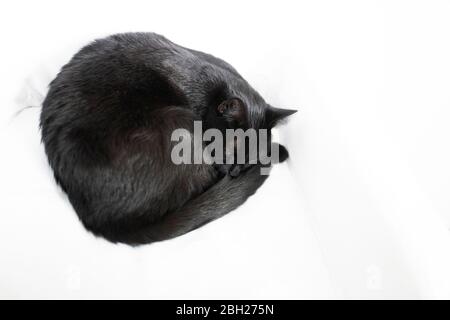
40 32 295 245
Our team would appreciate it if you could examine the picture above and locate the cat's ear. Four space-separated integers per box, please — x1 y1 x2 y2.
217 98 247 125
265 106 297 127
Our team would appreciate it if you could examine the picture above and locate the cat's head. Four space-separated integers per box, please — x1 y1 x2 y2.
216 97 296 129
215 96 296 164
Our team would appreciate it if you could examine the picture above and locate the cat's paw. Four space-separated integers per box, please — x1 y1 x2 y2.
277 143 289 163
228 163 253 177
214 163 252 178
268 143 289 164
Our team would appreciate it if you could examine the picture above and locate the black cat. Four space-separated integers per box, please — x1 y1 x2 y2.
40 33 295 245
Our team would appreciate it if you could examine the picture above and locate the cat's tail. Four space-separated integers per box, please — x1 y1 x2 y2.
109 166 268 246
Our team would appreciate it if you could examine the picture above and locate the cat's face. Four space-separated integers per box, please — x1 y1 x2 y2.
216 98 296 164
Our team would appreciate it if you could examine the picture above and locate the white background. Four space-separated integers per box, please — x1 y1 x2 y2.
1 0 450 299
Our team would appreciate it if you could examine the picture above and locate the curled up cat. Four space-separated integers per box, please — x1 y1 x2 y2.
40 32 296 245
